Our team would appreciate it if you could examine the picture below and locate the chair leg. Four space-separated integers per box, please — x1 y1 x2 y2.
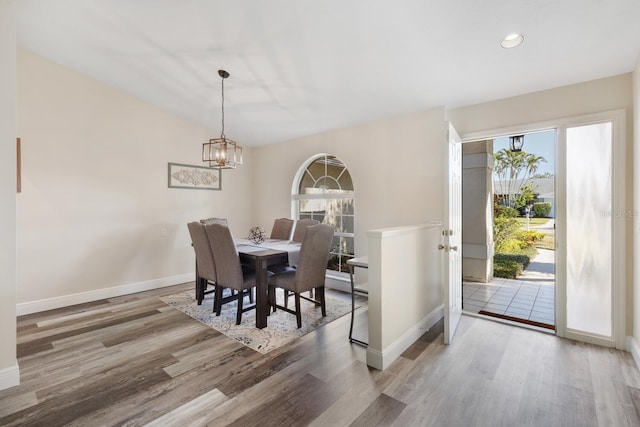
268 286 276 313
214 285 223 316
295 293 302 328
317 286 326 317
284 290 289 308
196 277 203 305
249 287 254 304
236 290 243 325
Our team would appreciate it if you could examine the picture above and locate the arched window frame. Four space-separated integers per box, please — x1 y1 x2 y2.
291 153 355 275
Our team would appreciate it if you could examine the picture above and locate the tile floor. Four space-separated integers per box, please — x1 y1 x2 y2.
462 278 555 326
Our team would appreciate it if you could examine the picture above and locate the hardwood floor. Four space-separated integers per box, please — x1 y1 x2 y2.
2 282 640 426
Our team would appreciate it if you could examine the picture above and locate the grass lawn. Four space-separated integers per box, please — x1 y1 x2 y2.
515 217 550 226
535 235 555 250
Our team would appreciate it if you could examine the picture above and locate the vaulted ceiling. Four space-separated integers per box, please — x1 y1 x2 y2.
16 0 640 146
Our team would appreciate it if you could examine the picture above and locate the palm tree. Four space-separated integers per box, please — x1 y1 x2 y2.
494 149 547 208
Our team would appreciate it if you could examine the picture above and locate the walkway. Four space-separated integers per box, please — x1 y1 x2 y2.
463 238 556 327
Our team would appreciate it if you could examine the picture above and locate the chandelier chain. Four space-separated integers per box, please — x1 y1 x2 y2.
220 75 225 138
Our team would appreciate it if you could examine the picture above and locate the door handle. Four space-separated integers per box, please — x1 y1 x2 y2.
438 244 447 251
450 246 458 251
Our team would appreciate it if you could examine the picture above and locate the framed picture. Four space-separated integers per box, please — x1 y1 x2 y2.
168 162 221 190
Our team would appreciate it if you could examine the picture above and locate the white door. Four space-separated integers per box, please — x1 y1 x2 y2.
443 123 462 344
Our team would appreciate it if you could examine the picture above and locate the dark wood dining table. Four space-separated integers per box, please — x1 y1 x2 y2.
236 241 300 329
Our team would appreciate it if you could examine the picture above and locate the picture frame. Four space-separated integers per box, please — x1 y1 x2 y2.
168 162 221 190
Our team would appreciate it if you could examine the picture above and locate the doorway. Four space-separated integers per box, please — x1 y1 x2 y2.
456 109 626 349
461 130 556 331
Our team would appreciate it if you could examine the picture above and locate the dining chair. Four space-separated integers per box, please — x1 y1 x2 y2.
269 218 294 240
291 218 320 243
267 223 334 328
200 217 228 226
206 223 258 325
187 221 217 305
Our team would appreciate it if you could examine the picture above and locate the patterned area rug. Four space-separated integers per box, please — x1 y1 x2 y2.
161 290 352 354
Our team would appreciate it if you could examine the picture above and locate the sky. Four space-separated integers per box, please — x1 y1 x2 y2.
493 130 556 176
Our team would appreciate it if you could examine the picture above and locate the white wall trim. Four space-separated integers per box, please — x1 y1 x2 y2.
16 274 193 316
0 362 20 391
366 305 443 370
628 336 640 370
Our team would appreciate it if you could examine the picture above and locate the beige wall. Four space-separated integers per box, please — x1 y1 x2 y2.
0 0 18 389
252 108 447 261
450 73 635 336
16 49 254 310
634 56 640 360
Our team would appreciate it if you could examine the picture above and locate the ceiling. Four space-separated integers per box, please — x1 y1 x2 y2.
16 0 640 147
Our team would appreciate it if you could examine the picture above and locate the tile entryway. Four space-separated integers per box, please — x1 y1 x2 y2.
463 248 555 327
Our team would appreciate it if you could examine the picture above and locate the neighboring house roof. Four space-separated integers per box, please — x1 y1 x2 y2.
538 192 554 199
493 177 555 196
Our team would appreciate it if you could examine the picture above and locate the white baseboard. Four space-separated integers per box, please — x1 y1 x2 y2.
16 273 193 316
0 362 20 391
367 304 444 370
628 336 640 371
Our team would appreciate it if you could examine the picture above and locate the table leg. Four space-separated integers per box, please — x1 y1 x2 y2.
255 258 268 329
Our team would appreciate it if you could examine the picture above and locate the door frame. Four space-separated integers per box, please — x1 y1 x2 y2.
461 109 627 349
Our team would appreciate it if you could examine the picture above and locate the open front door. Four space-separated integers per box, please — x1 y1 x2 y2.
443 122 462 344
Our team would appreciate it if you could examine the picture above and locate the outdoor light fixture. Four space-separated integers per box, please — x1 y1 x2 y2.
202 69 243 169
509 135 525 152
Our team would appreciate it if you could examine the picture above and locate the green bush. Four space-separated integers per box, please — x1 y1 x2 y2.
493 216 520 252
515 229 545 244
493 253 531 279
494 204 519 218
533 202 552 217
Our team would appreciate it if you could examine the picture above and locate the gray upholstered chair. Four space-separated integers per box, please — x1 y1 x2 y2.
270 218 294 240
200 217 228 226
291 218 320 243
267 223 334 328
205 223 257 325
187 221 217 305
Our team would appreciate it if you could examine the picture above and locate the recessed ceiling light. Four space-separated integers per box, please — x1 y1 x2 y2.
501 33 524 49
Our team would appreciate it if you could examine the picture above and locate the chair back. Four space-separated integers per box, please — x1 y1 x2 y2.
205 223 244 290
291 218 320 243
200 217 228 226
294 224 334 292
187 221 216 281
270 218 294 240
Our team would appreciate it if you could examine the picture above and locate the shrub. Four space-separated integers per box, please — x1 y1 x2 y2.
493 216 520 252
494 204 519 218
515 229 545 244
493 253 531 279
533 202 552 217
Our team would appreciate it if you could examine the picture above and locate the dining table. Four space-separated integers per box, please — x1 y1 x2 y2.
236 239 302 329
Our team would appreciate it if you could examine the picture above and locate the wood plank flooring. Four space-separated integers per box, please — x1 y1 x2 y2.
2 283 640 426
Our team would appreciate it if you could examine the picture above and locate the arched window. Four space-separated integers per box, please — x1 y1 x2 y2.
292 154 354 274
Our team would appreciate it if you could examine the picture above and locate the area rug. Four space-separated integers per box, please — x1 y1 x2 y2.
160 290 352 354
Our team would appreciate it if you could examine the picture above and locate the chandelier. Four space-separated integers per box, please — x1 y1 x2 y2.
202 70 243 169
